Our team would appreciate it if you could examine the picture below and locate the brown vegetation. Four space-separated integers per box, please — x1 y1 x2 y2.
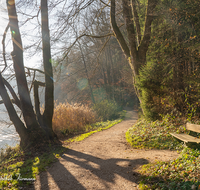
52 102 98 137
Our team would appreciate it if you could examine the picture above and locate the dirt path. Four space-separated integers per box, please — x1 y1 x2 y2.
33 110 179 190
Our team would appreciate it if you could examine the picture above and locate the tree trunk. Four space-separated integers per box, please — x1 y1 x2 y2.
110 0 158 113
0 73 29 148
7 0 40 131
41 0 56 140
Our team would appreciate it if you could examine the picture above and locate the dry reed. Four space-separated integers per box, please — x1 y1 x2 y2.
52 102 98 136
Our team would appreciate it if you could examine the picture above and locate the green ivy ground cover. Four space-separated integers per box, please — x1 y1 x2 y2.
126 115 187 150
126 115 200 189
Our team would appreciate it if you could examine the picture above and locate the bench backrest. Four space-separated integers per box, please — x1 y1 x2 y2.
186 123 200 133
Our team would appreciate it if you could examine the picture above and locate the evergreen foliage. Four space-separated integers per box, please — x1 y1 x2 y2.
137 0 200 120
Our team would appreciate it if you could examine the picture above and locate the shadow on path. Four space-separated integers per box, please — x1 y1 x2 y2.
34 147 148 189
31 109 146 189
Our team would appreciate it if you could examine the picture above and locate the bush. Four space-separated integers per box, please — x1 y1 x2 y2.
136 61 166 120
93 99 122 121
52 102 98 137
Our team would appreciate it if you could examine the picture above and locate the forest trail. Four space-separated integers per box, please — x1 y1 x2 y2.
33 109 179 190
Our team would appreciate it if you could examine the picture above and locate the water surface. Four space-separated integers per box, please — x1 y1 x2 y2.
0 111 19 149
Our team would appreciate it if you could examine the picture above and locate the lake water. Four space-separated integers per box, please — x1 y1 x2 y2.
0 111 20 150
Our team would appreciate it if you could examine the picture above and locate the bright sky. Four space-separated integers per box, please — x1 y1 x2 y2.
0 2 8 40
0 2 42 73
0 0 89 73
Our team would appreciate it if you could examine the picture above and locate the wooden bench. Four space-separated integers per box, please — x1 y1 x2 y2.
170 123 200 145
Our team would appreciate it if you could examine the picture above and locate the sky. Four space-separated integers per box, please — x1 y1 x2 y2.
0 0 96 74
0 1 43 73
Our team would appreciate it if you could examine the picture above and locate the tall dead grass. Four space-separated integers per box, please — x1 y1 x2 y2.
52 102 98 137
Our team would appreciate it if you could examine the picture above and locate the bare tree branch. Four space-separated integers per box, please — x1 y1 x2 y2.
97 36 111 58
33 80 43 130
89 36 112 79
0 99 17 105
99 0 111 7
25 66 45 75
62 33 114 61
1 23 10 73
33 80 45 87
131 0 141 45
110 0 130 57
2 77 21 109
0 71 28 143
122 0 137 57
139 0 158 58
20 8 40 27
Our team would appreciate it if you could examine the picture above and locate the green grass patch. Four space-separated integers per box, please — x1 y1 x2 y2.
138 147 200 190
0 145 66 189
126 114 188 150
66 119 123 142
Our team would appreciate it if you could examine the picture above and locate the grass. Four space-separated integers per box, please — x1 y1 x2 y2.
0 145 66 189
126 113 200 189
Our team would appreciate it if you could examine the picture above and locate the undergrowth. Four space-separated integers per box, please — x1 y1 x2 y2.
126 113 200 189
0 145 66 189
139 147 200 190
126 114 189 150
93 99 122 121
